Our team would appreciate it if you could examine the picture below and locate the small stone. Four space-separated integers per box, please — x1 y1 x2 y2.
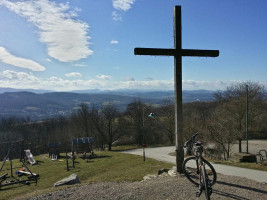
143 174 157 181
168 169 178 177
158 168 169 175
54 174 80 187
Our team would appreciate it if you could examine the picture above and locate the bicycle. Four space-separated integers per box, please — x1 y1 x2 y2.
182 132 217 200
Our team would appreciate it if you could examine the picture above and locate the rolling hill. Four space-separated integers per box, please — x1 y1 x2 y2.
0 89 215 120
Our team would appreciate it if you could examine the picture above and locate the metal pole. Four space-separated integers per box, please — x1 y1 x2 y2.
72 151 75 168
66 152 69 171
143 106 145 162
246 84 249 154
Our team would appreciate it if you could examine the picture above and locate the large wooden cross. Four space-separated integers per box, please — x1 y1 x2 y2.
134 6 219 173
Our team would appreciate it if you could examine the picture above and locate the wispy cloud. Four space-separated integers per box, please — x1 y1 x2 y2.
1 70 40 83
65 72 82 78
0 0 93 62
96 74 112 80
112 0 136 11
112 11 122 21
126 77 135 81
0 47 45 71
112 0 135 21
110 40 119 44
72 63 87 67
1 70 265 91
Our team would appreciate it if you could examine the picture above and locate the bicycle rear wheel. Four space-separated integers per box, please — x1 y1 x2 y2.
182 156 217 187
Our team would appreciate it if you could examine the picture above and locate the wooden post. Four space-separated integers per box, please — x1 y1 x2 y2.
174 6 184 173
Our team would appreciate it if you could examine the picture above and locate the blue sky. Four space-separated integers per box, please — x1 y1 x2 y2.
0 0 266 91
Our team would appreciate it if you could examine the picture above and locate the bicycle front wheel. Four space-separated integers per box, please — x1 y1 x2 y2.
201 165 211 200
182 156 217 187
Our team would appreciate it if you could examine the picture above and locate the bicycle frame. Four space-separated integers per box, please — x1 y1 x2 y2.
183 132 216 199
196 149 212 199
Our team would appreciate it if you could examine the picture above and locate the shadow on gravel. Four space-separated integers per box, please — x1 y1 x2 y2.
213 190 249 200
214 181 267 199
217 181 267 194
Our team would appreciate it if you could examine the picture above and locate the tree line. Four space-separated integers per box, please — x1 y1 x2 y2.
0 82 266 160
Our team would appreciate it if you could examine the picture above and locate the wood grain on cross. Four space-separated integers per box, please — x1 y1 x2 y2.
134 6 219 173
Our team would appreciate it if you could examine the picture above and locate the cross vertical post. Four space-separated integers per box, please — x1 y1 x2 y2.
134 5 219 173
174 6 184 173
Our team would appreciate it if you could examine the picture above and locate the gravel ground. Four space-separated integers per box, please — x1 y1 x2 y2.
27 173 267 200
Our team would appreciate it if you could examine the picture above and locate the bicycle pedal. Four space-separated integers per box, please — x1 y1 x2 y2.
196 189 202 197
209 187 213 195
195 192 201 197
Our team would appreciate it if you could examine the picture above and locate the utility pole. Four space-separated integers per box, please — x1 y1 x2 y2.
246 84 249 154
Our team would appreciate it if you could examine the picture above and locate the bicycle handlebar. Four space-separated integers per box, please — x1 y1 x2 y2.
188 132 199 143
183 132 198 146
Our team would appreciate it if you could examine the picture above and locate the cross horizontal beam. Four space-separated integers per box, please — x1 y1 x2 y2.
134 48 219 57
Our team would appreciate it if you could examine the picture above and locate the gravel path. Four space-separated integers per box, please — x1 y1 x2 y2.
231 140 267 154
28 173 267 200
123 146 267 183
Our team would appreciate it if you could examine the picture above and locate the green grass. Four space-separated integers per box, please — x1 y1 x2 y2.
111 144 170 151
209 158 267 171
111 145 139 151
208 152 267 171
0 151 172 200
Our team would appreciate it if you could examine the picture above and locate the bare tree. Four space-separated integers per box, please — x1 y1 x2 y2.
77 103 92 137
157 99 175 144
91 104 125 150
214 81 265 152
207 106 238 160
125 101 144 145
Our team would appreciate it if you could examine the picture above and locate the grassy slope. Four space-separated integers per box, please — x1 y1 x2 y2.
0 151 172 200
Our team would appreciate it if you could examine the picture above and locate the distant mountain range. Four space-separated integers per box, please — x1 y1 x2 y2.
0 88 216 120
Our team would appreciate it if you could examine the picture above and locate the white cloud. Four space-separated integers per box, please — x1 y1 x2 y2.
96 74 112 80
65 72 82 78
126 77 135 81
46 58 52 62
112 0 135 21
49 76 61 81
112 0 135 11
0 70 40 84
0 47 45 71
73 63 87 67
1 0 93 62
112 11 122 21
1 70 266 91
110 40 119 44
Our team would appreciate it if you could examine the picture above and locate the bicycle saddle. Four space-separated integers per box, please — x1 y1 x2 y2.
194 141 202 146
